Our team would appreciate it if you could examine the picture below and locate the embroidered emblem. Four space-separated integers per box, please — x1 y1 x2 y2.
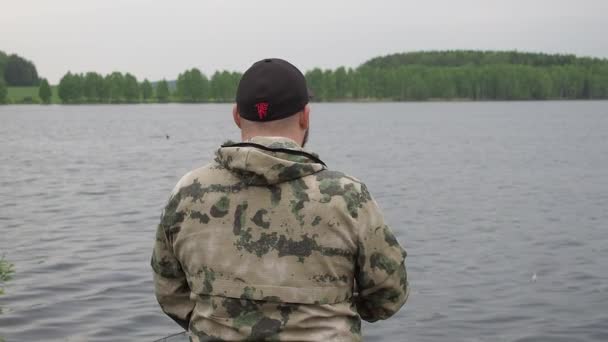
255 102 269 120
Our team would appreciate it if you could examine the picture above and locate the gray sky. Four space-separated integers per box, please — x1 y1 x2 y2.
2 0 607 84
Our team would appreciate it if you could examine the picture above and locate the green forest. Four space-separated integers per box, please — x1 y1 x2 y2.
2 50 608 104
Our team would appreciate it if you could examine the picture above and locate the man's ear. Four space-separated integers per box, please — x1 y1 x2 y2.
233 105 241 128
299 104 310 129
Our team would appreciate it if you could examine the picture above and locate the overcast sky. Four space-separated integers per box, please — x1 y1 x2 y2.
2 0 607 83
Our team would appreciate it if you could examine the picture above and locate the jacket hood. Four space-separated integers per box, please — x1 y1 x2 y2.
215 136 327 186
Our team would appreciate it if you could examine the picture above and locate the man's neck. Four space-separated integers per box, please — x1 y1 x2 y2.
241 133 303 146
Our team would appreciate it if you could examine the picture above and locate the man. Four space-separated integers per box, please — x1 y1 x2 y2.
152 58 409 341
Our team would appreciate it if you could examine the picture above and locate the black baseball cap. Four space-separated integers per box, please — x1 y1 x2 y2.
236 58 310 122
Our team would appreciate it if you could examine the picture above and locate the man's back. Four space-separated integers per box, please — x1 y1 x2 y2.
152 136 409 341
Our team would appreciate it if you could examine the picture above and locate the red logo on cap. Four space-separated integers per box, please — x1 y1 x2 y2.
256 102 269 120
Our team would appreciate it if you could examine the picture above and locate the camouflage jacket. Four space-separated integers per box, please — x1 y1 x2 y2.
152 136 409 341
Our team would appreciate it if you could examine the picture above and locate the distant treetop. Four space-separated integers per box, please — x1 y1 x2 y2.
0 50 40 86
361 50 608 69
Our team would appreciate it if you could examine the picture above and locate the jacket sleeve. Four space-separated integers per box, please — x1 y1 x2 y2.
354 190 409 322
151 192 195 331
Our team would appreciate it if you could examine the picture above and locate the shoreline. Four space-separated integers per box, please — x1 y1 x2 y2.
2 98 608 106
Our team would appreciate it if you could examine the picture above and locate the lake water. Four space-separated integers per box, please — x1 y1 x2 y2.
0 102 607 342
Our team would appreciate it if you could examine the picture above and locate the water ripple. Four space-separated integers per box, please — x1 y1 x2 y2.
1 103 608 341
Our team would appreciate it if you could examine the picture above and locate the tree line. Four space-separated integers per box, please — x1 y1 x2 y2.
305 63 608 101
54 50 608 104
57 71 161 104
3 50 608 104
55 69 241 104
306 51 608 101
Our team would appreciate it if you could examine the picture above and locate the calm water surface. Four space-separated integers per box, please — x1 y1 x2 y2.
1 102 607 342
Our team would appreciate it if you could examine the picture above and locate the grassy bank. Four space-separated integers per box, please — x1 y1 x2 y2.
6 86 60 104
